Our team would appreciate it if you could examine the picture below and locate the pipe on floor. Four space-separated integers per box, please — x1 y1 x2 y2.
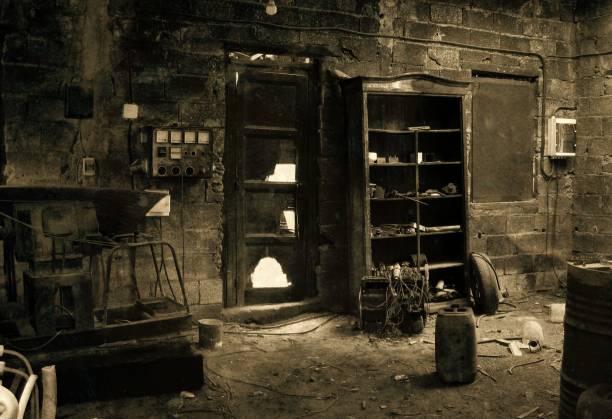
40 366 56 419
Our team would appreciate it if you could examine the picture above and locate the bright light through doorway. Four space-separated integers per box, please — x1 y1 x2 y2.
265 164 296 183
251 257 292 288
282 210 295 233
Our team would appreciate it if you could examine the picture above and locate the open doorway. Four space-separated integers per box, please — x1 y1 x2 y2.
224 52 317 307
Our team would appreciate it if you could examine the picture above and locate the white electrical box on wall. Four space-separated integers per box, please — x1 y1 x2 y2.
122 103 139 119
546 116 576 158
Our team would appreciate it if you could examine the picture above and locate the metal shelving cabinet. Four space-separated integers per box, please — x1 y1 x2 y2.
341 74 472 313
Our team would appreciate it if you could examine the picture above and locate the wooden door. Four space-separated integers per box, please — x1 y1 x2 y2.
226 67 313 306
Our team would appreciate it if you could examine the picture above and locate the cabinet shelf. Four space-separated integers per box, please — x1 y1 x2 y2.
370 194 462 202
370 197 417 201
343 74 470 312
371 230 462 240
369 161 461 167
418 161 461 166
369 128 461 134
420 261 464 271
369 162 416 167
418 194 462 200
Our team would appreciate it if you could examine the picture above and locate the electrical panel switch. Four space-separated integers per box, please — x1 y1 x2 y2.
146 127 213 178
82 157 96 177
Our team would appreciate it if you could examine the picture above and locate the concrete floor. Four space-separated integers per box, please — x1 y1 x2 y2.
59 293 565 419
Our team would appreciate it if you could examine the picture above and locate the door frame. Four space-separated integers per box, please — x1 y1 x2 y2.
224 57 318 308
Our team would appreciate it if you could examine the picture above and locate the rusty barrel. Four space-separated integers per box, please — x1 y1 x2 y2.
560 262 612 418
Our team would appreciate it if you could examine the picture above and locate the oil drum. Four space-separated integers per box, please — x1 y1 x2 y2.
576 383 612 419
435 305 476 384
560 262 612 418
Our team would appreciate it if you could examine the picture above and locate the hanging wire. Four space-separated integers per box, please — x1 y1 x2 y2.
372 264 428 335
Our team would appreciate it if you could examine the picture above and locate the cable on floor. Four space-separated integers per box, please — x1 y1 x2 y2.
224 314 339 336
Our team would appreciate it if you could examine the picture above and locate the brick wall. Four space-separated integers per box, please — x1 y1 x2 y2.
572 0 612 259
0 0 585 312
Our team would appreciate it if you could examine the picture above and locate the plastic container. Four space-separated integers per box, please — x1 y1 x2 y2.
198 319 223 349
550 303 566 323
522 320 544 351
435 305 477 384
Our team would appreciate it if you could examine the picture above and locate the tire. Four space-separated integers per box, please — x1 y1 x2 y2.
469 253 499 315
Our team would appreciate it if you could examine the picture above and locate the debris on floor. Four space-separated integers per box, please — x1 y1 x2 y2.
59 293 565 418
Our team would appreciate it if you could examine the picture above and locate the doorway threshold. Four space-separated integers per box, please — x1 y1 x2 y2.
222 297 321 325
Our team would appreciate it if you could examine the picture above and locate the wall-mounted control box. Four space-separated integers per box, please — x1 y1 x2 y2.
545 117 576 158
145 127 213 178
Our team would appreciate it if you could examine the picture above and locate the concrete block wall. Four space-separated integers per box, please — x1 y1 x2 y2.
573 1 612 260
309 0 578 303
0 0 586 311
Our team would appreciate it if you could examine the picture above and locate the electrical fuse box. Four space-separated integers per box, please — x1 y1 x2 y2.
546 117 576 158
146 127 213 178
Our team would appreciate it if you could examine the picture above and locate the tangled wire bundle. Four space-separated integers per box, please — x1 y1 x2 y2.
372 262 428 334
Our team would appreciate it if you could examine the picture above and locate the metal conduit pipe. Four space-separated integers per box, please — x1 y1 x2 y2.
17 375 36 419
2 351 32 375
40 366 56 419
2 348 38 419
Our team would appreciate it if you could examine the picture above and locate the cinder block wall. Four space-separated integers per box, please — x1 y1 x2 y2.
573 1 612 260
0 0 582 311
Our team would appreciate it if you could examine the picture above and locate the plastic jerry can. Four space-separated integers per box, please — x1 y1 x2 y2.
435 305 477 384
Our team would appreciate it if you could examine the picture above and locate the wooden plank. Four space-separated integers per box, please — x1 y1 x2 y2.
419 161 462 165
370 195 462 202
419 194 462 200
244 234 296 245
369 128 460 134
371 230 462 239
343 80 367 313
420 261 464 271
242 181 298 192
370 162 416 167
48 341 203 404
243 125 298 135
6 303 191 352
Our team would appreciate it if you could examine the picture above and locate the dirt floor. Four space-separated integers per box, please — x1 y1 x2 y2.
59 292 566 419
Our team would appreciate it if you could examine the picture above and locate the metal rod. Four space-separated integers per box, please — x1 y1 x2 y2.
148 244 163 297
163 242 190 313
415 131 421 271
101 240 191 323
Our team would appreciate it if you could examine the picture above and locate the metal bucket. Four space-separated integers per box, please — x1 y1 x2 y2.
560 262 612 418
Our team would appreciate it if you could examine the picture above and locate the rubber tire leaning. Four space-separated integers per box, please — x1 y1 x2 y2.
469 253 499 315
